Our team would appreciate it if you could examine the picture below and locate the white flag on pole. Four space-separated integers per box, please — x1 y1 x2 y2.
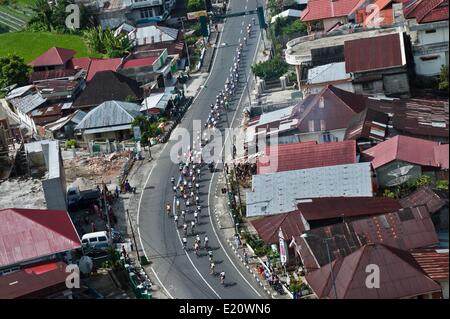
279 228 287 265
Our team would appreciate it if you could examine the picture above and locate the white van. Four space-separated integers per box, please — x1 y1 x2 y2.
81 231 110 250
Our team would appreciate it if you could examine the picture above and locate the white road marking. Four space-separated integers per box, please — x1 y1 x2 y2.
173 197 221 299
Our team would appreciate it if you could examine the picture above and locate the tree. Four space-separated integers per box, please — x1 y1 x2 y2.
436 180 449 191
438 65 448 91
414 175 432 188
251 56 289 81
83 27 132 58
29 0 53 32
188 0 204 12
0 54 31 89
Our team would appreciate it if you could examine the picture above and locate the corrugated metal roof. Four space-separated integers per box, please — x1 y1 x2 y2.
399 186 448 214
362 135 449 169
30 47 76 67
83 124 132 135
257 140 357 174
411 248 449 281
75 100 141 130
0 261 68 299
305 244 442 299
9 93 47 114
344 33 406 73
298 197 402 220
307 62 350 85
246 162 373 217
301 0 365 22
0 208 81 268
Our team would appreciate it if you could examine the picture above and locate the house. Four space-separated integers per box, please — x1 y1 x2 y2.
128 0 176 25
141 86 178 115
24 140 67 211
72 71 143 111
5 85 47 115
30 69 84 84
271 9 303 24
116 23 179 47
44 110 87 140
250 196 401 244
403 0 449 82
0 208 81 275
290 205 439 272
246 162 374 217
305 244 442 299
256 140 357 174
344 32 411 97
286 27 401 91
293 85 367 143
344 107 390 150
29 103 65 126
246 86 368 148
305 62 354 95
411 248 449 299
366 97 449 143
400 186 449 248
30 47 76 72
0 261 72 299
300 0 365 34
361 135 449 187
34 79 84 102
119 48 179 87
84 58 123 82
75 100 142 142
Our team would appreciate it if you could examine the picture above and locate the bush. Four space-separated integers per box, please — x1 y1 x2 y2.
140 256 150 266
438 65 449 91
65 139 77 149
251 56 289 81
436 180 448 191
187 0 204 12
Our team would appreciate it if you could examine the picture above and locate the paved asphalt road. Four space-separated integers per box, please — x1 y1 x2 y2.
137 0 265 299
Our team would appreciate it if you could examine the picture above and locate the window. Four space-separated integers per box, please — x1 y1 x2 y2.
425 29 436 34
89 237 98 243
319 97 325 108
95 133 102 138
98 236 107 242
320 120 326 131
140 8 154 19
420 56 439 61
321 132 338 143
362 82 374 90
308 120 315 132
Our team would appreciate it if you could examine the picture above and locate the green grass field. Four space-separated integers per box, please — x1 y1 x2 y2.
0 31 103 62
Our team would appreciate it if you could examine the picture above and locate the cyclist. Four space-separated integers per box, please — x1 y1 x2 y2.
182 237 187 250
252 17 256 25
174 214 179 226
170 176 175 185
191 220 196 235
183 223 188 236
204 235 209 250
208 250 213 263
194 242 200 256
220 271 226 285
210 262 216 275
166 204 171 215
181 210 186 221
194 211 199 224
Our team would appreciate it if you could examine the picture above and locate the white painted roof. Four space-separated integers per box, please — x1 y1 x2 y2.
307 62 351 84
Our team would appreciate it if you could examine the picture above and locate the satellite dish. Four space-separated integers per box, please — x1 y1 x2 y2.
79 256 94 274
386 175 412 187
387 165 415 178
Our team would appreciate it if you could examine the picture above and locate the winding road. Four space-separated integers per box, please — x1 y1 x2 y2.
137 0 265 299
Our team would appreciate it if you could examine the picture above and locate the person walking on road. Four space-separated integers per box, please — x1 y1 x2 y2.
243 248 249 264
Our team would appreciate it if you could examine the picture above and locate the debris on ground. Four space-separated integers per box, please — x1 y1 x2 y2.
0 178 46 209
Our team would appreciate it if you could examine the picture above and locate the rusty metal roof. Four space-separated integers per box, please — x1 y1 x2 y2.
305 244 442 299
400 186 449 214
411 248 449 281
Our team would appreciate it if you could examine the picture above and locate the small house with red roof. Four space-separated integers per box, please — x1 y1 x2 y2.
362 135 449 187
300 0 366 33
30 47 76 72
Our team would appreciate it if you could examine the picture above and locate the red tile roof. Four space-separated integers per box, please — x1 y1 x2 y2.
404 0 449 23
0 208 81 268
297 197 402 221
362 135 449 169
411 249 449 281
306 244 442 299
30 47 76 67
250 211 306 244
345 33 405 73
86 58 123 81
0 262 68 299
122 56 159 69
257 140 357 174
301 0 366 22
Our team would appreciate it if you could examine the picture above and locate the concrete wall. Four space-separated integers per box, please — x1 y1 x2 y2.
417 27 449 46
307 82 354 95
414 52 448 76
298 128 345 143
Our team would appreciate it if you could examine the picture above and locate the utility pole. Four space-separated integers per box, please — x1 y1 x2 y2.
243 70 252 106
180 18 191 72
102 182 113 246
127 209 140 262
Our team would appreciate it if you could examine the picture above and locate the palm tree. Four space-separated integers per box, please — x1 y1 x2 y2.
31 0 53 32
